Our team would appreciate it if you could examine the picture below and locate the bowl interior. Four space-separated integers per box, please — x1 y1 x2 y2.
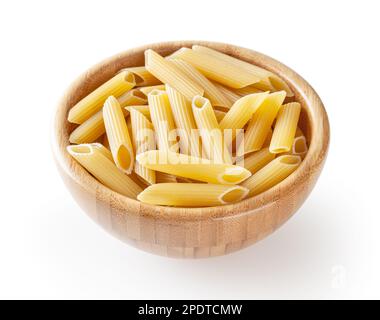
54 41 328 221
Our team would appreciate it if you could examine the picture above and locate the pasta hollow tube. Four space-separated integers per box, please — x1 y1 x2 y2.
169 58 231 108
239 91 286 155
103 96 134 173
239 148 275 174
136 150 251 185
192 96 232 164
138 84 166 95
68 71 136 124
192 45 293 97
130 109 156 184
219 92 269 139
241 155 301 197
284 135 308 159
119 66 161 86
165 84 201 157
145 49 204 101
117 88 147 107
171 48 261 88
211 82 241 106
148 90 179 152
137 183 249 207
125 105 151 120
232 85 264 96
67 144 142 198
270 102 301 153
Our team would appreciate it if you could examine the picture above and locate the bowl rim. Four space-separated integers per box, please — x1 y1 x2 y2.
53 40 330 222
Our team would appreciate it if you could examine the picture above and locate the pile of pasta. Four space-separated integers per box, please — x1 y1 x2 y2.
67 45 308 207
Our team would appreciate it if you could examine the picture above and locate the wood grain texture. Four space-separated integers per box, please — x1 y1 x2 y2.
52 41 330 258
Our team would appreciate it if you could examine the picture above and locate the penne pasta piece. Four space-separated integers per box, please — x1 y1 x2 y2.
67 144 142 198
68 71 136 124
137 183 249 207
192 45 293 97
165 84 201 157
145 49 204 101
171 48 261 88
219 92 269 139
148 90 179 152
214 110 226 123
240 148 275 174
103 96 134 173
138 84 166 95
117 88 147 107
232 85 264 96
136 150 251 185
295 127 304 138
130 109 156 184
192 96 232 164
241 155 301 197
156 172 178 183
169 58 231 108
238 91 286 155
270 102 301 153
119 66 161 86
125 105 151 120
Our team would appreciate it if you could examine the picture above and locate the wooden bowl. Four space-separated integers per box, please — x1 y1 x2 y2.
53 41 330 258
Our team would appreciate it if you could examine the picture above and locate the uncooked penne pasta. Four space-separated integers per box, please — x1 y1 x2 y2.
68 71 136 124
232 85 264 96
130 109 156 184
138 84 166 95
120 66 161 87
241 155 301 196
171 48 261 88
238 91 286 155
145 49 204 101
148 90 178 152
67 144 142 198
136 150 251 184
263 128 273 147
219 92 269 139
166 84 201 157
192 96 232 164
125 105 151 120
169 58 231 108
137 183 249 207
211 82 241 106
103 96 134 173
239 147 275 174
192 45 293 97
270 102 301 153
118 88 147 107
284 135 308 159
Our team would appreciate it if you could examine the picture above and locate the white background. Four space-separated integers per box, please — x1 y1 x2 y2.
0 0 379 299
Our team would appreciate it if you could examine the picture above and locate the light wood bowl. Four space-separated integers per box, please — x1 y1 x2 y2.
53 41 329 258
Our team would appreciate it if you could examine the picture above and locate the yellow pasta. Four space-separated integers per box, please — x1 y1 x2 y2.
214 110 226 123
137 183 249 207
171 48 261 88
103 96 134 173
211 82 241 106
284 135 308 159
120 66 161 86
145 49 204 101
68 71 136 124
219 92 269 139
192 96 232 164
270 102 301 153
136 150 251 184
147 90 179 152
138 84 165 95
238 91 286 155
241 155 301 196
232 85 264 96
130 109 156 184
67 143 142 198
169 58 231 108
118 88 147 107
125 105 151 120
263 128 273 147
240 147 275 174
192 45 293 97
165 84 201 157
